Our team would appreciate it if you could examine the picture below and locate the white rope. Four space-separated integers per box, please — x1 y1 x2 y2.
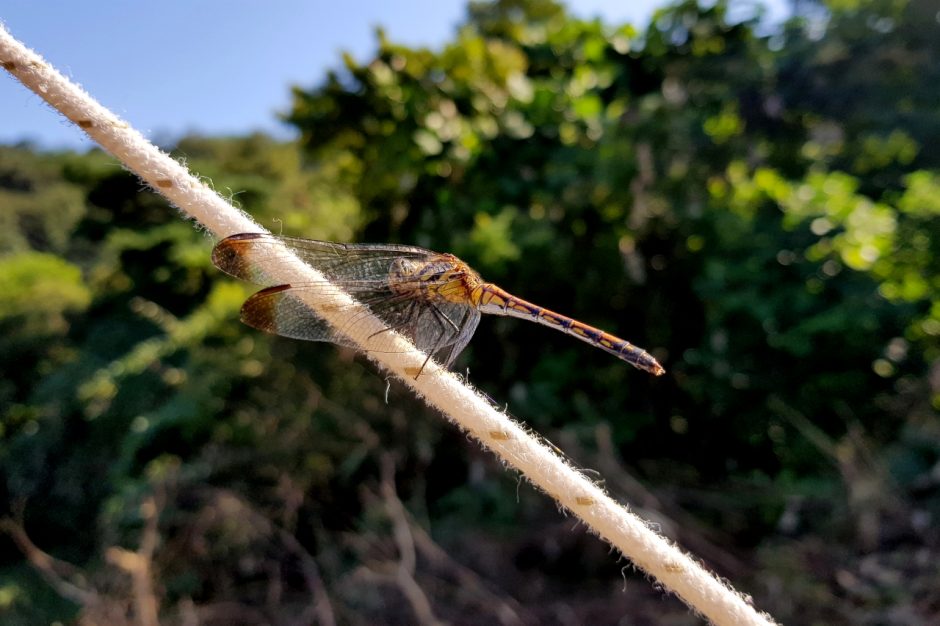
0 23 777 626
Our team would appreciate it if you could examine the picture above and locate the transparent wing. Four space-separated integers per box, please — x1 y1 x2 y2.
212 233 433 286
239 281 481 366
239 281 406 350
411 300 481 367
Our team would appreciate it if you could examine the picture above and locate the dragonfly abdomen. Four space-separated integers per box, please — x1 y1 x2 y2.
475 284 665 375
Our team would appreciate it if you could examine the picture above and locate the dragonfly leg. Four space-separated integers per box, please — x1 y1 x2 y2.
357 299 444 378
412 302 462 379
430 302 462 335
367 318 413 341
432 306 477 369
415 351 434 380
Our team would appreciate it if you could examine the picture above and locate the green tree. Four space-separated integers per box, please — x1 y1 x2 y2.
2 1 938 623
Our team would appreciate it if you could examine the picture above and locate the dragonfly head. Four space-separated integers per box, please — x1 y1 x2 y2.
389 257 422 282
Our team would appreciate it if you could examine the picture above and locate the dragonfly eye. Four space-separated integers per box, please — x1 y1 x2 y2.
390 258 419 280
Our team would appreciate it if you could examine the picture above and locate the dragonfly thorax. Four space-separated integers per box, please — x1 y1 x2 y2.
388 254 483 304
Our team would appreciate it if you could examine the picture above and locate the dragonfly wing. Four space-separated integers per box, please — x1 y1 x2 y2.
240 285 359 349
409 300 481 368
215 232 485 369
238 282 478 367
212 233 432 286
239 281 407 349
428 305 481 368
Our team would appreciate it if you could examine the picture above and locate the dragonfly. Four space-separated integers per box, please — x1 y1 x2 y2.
212 233 665 377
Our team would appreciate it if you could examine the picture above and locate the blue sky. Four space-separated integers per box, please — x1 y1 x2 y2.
1 1 788 150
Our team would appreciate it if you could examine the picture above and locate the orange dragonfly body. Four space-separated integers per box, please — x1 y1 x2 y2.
212 233 664 376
